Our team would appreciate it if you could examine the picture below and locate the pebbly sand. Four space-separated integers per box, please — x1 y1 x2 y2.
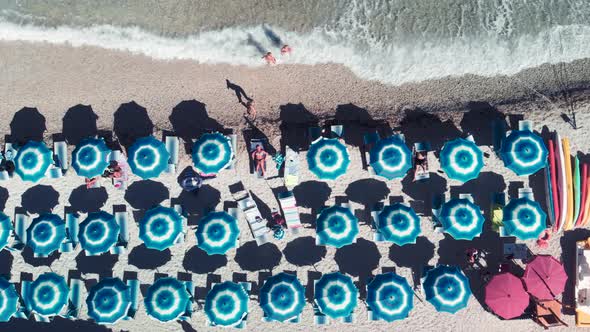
1 41 590 331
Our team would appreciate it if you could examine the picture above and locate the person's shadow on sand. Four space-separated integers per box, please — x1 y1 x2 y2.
226 80 253 104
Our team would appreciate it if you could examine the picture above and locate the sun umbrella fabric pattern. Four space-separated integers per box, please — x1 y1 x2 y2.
86 278 131 324
26 214 66 256
484 272 529 319
0 277 18 322
316 206 359 248
78 211 120 255
522 255 567 300
423 265 471 314
378 203 421 246
72 137 110 178
204 281 249 327
307 137 350 180
139 206 184 251
14 141 52 182
27 273 68 317
191 133 233 174
439 198 485 240
144 277 190 322
369 136 412 180
314 272 358 319
500 130 548 176
0 213 12 251
127 136 170 179
366 272 413 322
440 138 484 183
502 198 546 240
259 272 305 322
196 211 239 255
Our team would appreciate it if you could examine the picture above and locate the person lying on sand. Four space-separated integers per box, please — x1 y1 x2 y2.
262 52 276 65
251 145 267 177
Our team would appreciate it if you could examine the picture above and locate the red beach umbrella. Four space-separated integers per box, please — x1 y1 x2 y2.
522 255 567 300
485 272 530 319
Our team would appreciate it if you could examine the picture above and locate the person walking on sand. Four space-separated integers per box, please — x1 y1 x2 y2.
251 145 268 177
245 100 257 120
280 45 292 56
262 52 276 65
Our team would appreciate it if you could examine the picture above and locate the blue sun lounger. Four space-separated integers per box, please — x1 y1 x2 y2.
371 202 386 242
165 135 179 174
124 278 140 320
234 282 251 329
173 203 186 245
60 211 79 253
226 133 238 170
9 210 28 251
62 277 83 319
53 139 69 171
178 280 195 321
110 207 129 254
18 280 32 318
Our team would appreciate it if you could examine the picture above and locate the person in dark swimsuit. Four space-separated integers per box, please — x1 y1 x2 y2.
251 145 267 177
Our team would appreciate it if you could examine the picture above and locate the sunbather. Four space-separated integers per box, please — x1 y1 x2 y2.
415 151 427 173
251 145 267 177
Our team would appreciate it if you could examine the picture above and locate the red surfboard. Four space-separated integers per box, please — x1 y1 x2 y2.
576 163 588 227
548 139 560 231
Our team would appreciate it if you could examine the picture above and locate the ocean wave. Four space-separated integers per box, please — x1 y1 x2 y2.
0 19 589 85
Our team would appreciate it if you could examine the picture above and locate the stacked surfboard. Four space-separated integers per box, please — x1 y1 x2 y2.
546 131 590 232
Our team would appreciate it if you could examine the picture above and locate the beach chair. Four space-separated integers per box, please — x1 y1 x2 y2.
518 187 535 201
308 127 323 144
9 210 28 251
371 202 386 242
490 192 506 232
533 299 568 328
234 282 251 329
63 278 83 319
227 207 240 247
233 187 271 246
250 138 268 178
459 193 475 202
284 146 299 189
519 120 534 132
226 133 238 170
413 142 431 181
124 278 140 320
330 125 343 139
19 280 32 318
111 207 129 254
278 191 303 234
172 203 187 245
312 279 331 325
165 135 179 174
60 211 79 253
363 131 380 172
53 139 69 171
2 141 16 180
179 280 195 321
430 194 446 233
492 119 507 153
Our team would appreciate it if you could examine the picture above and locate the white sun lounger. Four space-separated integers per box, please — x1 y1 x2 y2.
20 280 32 317
235 189 271 246
124 278 140 320
227 207 240 248
518 187 535 201
60 211 79 253
371 203 386 243
226 133 238 170
10 210 28 251
110 207 129 254
519 120 533 131
284 146 299 189
363 132 380 174
172 203 186 244
278 191 302 234
165 135 179 174
53 139 69 171
179 280 195 321
62 278 83 319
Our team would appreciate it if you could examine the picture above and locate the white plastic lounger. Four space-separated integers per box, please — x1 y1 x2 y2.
53 140 69 171
278 191 302 234
519 120 533 131
179 280 194 321
227 207 240 247
363 132 380 174
110 207 129 254
233 282 251 329
124 278 140 320
172 203 186 244
518 187 535 201
11 211 28 251
226 133 238 170
330 125 343 139
313 279 331 325
63 278 83 319
459 193 475 202
165 135 179 174
284 146 299 189
235 190 271 246
371 204 386 242
65 212 79 247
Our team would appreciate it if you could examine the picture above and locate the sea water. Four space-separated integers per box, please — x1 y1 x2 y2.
0 0 589 85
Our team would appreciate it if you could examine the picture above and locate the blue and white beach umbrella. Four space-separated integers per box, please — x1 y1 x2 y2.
316 206 359 248
26 214 66 256
423 265 471 314
369 136 412 180
127 136 170 179
314 272 358 319
0 213 12 251
439 198 485 240
500 130 548 176
204 281 249 327
192 133 233 174
0 277 18 322
366 273 413 322
378 203 421 246
307 137 350 180
196 211 239 255
144 277 190 322
78 211 120 255
440 138 484 183
72 137 110 178
14 141 52 182
502 198 547 240
139 206 183 251
86 278 131 324
259 272 305 322
27 273 68 317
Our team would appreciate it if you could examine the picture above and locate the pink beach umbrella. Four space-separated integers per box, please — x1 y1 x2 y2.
522 255 567 300
485 272 529 319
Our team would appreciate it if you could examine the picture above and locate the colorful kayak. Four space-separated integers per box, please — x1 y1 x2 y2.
582 170 590 227
547 138 559 230
555 134 567 233
577 163 588 228
563 138 574 231
573 157 582 227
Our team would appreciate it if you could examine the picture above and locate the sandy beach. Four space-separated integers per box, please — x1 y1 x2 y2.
0 40 590 331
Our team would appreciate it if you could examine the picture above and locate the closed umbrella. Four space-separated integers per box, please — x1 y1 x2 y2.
500 130 547 176
316 205 359 248
502 198 546 240
196 211 239 255
127 136 169 179
26 214 66 256
423 265 471 314
378 203 421 246
440 138 484 183
307 137 350 180
27 273 68 317
139 206 184 251
78 211 120 255
369 136 412 180
0 213 12 251
439 198 484 240
314 272 358 319
484 272 529 319
204 281 249 327
144 277 190 322
192 133 233 174
366 272 413 322
86 278 131 324
0 277 18 322
522 255 567 300
259 272 305 322
72 137 110 178
14 141 52 182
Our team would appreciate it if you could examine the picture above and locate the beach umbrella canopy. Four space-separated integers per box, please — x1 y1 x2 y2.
27 273 68 317
0 213 12 251
439 198 485 240
484 272 529 319
191 133 233 174
78 211 120 255
502 198 546 240
423 265 471 314
204 281 249 327
378 203 421 246
500 130 548 176
522 255 567 300
139 206 184 251
366 272 413 322
196 211 239 255
127 136 169 179
314 272 358 319
369 136 412 180
440 138 484 183
26 214 66 256
0 277 18 322
86 278 131 324
14 141 52 182
316 205 359 248
144 277 190 322
259 272 305 322
72 137 110 178
307 137 350 180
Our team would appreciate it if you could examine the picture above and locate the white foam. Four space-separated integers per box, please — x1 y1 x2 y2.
0 19 589 85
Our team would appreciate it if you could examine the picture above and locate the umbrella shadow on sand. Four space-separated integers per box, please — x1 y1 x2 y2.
388 236 435 288
335 238 381 299
0 316 111 332
0 187 8 211
235 241 282 272
561 228 590 314
169 100 225 152
62 104 99 145
75 251 118 277
283 236 327 268
345 178 390 224
128 244 171 270
176 184 221 226
0 251 13 278
21 185 59 214
21 246 60 268
401 173 447 213
459 102 507 146
113 101 154 148
292 181 331 227
334 103 390 147
183 246 227 275
9 107 47 145
279 103 319 152
396 108 461 150
68 185 108 213
124 180 170 210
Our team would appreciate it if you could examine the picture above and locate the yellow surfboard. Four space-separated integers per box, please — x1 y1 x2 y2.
563 138 574 231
